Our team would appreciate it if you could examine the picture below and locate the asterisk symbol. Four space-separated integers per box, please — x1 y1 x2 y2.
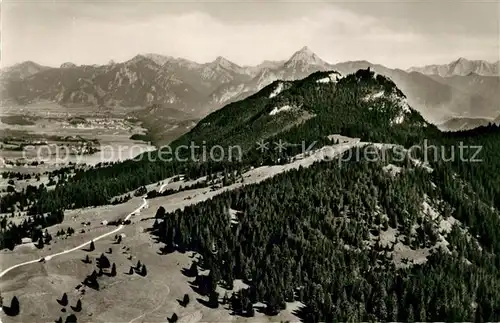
256 140 269 152
274 139 287 154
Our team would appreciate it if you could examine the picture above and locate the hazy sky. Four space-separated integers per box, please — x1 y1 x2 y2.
2 0 499 69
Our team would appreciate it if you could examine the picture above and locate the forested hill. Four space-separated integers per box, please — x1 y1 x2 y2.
172 68 436 156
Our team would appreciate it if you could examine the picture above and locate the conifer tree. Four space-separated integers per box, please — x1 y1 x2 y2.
60 293 68 306
407 304 415 323
111 263 117 276
44 230 52 244
156 206 166 218
246 302 254 317
89 240 95 251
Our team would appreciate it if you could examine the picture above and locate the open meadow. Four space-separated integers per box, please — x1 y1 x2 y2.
0 172 305 323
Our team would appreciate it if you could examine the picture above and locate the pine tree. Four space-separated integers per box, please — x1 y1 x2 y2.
84 255 90 263
209 291 219 308
108 247 112 254
65 314 77 323
407 303 415 323
246 302 254 317
37 237 44 249
141 264 147 276
60 293 68 306
44 230 52 244
89 240 95 251
189 262 198 277
98 254 110 268
156 206 166 218
111 263 117 276
55 317 63 323
129 266 134 275
9 296 20 315
418 297 426 322
170 313 178 323
136 260 141 269
222 292 229 305
74 299 82 312
388 291 398 322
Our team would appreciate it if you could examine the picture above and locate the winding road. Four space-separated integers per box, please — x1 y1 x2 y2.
0 180 170 280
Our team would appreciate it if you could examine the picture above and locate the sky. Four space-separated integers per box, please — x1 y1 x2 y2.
2 0 499 69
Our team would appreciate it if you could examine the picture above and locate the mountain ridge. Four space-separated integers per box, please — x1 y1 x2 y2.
2 49 498 144
408 58 500 77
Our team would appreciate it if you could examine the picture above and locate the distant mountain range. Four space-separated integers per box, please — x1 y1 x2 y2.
1 48 499 141
408 58 500 77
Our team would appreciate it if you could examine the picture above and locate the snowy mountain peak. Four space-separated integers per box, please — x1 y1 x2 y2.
212 56 240 69
285 46 328 69
299 45 314 54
